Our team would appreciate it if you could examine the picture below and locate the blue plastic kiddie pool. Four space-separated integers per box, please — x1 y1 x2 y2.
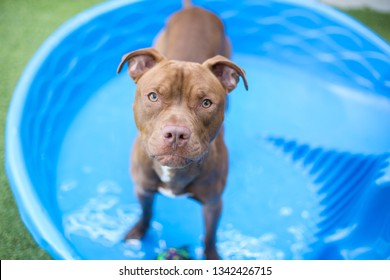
6 0 390 259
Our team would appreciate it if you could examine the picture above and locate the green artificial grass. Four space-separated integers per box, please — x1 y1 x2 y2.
343 8 390 42
0 1 389 260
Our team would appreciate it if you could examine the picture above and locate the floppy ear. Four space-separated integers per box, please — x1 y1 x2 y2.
117 48 166 82
203 55 248 93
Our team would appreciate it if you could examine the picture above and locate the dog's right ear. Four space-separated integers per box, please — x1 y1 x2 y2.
117 48 166 82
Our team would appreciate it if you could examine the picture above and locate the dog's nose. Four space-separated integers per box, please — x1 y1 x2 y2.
162 125 191 148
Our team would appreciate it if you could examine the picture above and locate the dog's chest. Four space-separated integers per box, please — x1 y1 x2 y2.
156 166 193 198
160 165 174 183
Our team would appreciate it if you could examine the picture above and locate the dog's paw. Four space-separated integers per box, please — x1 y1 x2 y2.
205 248 221 260
124 220 148 241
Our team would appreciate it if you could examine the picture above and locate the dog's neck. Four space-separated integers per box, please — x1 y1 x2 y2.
153 158 202 190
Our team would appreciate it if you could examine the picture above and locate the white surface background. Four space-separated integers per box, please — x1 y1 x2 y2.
321 0 390 12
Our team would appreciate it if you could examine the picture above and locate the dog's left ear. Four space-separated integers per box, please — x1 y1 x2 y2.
203 55 248 93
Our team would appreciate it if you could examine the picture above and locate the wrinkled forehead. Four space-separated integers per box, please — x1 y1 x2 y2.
138 60 224 93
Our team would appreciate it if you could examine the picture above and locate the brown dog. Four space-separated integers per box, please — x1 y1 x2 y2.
117 0 248 260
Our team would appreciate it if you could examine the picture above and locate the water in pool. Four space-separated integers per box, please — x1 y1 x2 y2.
56 54 390 259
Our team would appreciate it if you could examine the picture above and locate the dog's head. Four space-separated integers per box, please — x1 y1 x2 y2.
118 48 248 168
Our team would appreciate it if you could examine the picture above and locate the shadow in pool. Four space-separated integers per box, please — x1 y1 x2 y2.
267 136 390 259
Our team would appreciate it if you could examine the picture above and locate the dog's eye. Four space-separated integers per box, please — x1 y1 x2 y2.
202 99 212 108
147 92 158 102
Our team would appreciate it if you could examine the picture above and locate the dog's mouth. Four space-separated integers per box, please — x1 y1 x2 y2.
153 154 194 168
147 136 209 168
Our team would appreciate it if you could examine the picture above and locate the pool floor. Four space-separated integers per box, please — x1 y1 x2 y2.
56 54 390 259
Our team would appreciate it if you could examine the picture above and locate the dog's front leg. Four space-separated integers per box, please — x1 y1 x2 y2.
125 188 155 240
203 198 222 260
